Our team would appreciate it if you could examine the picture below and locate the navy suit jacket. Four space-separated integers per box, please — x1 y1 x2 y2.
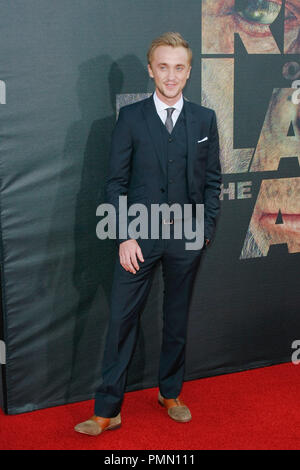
105 92 222 248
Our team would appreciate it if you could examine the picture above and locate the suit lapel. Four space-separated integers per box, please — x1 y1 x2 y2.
143 93 166 177
184 97 197 198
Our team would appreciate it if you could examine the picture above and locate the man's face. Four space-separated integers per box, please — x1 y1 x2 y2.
147 45 191 103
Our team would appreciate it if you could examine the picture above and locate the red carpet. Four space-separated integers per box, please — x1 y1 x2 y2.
1 362 300 450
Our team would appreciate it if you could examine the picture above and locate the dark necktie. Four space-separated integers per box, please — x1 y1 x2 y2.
165 107 175 134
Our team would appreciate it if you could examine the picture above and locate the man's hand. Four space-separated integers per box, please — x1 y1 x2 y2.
119 239 144 274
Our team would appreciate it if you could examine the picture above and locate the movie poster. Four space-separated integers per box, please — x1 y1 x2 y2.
0 1 299 414
202 0 300 258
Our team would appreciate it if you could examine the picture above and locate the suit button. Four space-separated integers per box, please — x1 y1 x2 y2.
168 138 173 142
160 188 165 193
168 159 173 163
169 179 173 183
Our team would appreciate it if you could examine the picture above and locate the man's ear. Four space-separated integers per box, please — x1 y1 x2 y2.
187 66 192 79
147 63 154 78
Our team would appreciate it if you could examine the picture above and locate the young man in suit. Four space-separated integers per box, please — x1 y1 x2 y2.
75 32 221 436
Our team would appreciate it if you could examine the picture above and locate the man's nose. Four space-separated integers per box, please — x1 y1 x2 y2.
167 69 176 80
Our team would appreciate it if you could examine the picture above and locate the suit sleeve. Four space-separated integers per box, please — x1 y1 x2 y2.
105 107 133 246
204 110 222 241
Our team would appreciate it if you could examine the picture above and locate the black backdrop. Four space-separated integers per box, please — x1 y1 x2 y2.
0 0 299 414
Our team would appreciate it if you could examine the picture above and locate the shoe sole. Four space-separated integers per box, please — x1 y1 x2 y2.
75 423 122 436
158 399 192 423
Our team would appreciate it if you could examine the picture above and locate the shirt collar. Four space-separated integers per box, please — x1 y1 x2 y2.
153 90 183 113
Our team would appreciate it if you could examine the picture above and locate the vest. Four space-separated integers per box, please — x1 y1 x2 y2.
156 104 190 208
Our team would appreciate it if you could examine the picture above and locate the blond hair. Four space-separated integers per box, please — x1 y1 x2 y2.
147 32 192 66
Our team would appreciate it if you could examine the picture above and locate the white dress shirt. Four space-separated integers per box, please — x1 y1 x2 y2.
153 90 184 127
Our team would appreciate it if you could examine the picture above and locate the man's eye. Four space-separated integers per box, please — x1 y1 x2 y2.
235 0 281 25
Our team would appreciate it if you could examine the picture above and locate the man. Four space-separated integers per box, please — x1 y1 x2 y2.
75 32 221 436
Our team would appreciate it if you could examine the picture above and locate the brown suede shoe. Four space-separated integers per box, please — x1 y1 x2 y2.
74 413 121 436
158 391 192 423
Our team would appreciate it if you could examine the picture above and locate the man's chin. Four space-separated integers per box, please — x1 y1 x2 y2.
161 87 181 98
